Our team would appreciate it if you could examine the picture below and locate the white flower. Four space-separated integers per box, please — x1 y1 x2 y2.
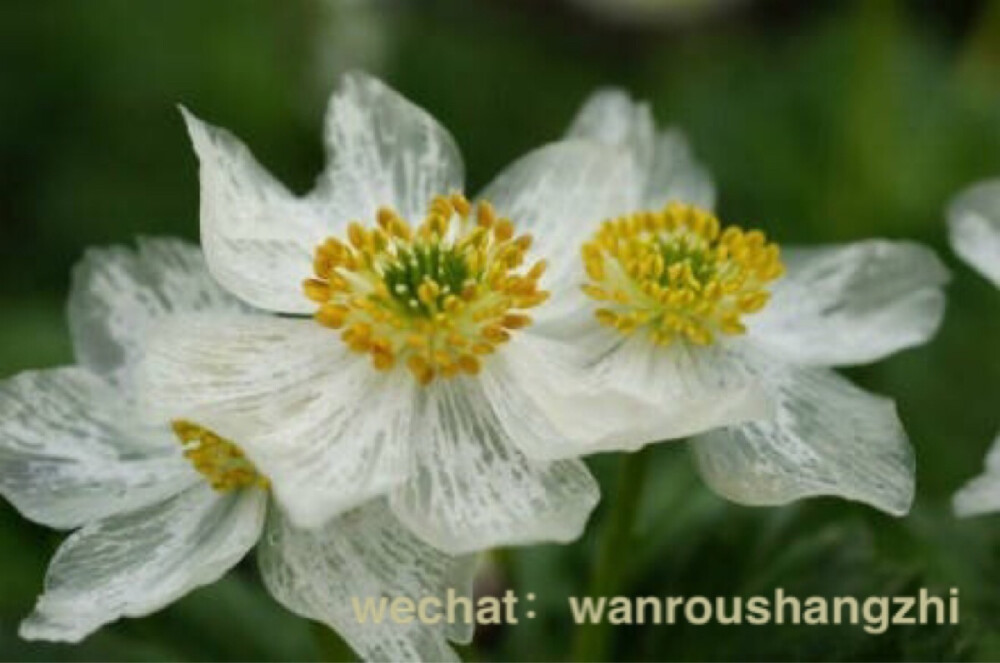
948 180 1000 515
137 72 664 554
0 239 475 661
528 89 951 516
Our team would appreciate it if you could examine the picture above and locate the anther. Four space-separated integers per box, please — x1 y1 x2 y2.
304 196 549 385
580 203 783 346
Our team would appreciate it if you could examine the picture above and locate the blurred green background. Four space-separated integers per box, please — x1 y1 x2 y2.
1 0 1000 660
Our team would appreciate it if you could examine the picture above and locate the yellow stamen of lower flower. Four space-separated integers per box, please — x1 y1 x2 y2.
580 203 784 346
172 420 269 492
304 193 549 385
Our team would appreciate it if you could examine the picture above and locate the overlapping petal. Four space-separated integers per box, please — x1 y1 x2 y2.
20 484 265 642
748 240 949 367
478 140 640 288
691 351 915 516
482 331 767 459
0 367 196 530
259 500 476 662
137 313 416 529
583 334 771 449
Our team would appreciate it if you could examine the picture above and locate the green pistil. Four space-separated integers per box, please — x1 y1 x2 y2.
656 236 717 287
382 243 471 316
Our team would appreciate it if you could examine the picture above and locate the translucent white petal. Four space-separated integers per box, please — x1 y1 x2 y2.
947 178 1000 288
748 240 950 367
691 353 915 516
954 431 1000 516
477 140 641 286
137 314 414 529
19 484 265 642
259 501 477 662
389 377 599 555
0 367 196 530
642 128 716 210
565 89 715 210
565 88 655 174
566 331 770 452
312 71 465 225
479 332 652 459
182 108 329 314
475 331 760 461
68 238 247 388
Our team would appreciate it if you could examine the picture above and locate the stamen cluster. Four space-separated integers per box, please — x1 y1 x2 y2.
172 420 269 492
304 194 549 385
580 203 784 346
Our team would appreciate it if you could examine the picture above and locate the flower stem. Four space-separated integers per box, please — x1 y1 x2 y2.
572 448 650 662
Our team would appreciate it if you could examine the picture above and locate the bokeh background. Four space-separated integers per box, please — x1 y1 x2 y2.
2 0 1000 660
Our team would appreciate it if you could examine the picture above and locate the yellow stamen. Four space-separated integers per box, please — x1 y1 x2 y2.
304 194 548 385
580 203 783 346
171 420 268 492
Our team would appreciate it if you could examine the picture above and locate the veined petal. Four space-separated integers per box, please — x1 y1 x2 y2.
0 367 196 530
477 140 641 287
691 353 915 516
748 240 949 367
137 314 414 529
19 483 265 642
259 501 477 662
312 71 465 226
947 178 1000 288
954 430 1000 516
389 377 599 555
643 128 716 210
68 238 247 388
182 108 329 314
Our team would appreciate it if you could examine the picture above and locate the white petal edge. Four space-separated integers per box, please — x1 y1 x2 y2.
259 501 477 662
68 238 247 388
947 178 1000 288
748 240 950 367
477 140 642 288
954 430 1000 516
311 70 465 226
19 483 266 642
0 367 196 530
691 354 915 516
182 107 329 314
137 313 414 529
389 376 600 555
